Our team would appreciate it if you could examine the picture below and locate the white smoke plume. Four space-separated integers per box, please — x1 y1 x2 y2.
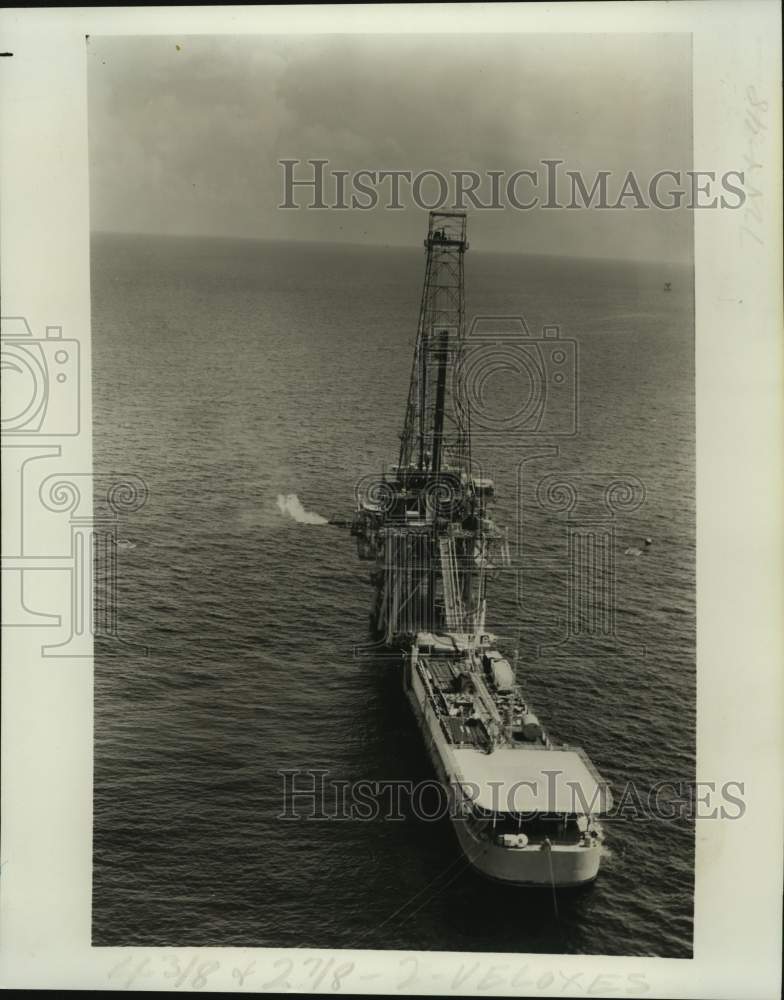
276 493 328 525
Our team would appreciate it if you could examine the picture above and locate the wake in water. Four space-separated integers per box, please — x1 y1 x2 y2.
276 493 328 525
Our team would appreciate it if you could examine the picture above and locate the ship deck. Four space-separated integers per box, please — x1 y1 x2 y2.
415 650 505 753
451 745 613 815
412 642 613 816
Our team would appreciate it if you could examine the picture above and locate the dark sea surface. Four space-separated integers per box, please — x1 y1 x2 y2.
91 232 695 956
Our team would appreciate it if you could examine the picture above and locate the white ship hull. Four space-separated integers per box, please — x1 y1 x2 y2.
451 817 602 887
405 646 603 887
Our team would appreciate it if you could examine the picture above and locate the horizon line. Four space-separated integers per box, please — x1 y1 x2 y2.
89 228 693 268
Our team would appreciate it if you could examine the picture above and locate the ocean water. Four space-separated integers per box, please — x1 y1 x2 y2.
91 232 695 956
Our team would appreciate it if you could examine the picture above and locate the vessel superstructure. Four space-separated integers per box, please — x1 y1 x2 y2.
349 211 612 886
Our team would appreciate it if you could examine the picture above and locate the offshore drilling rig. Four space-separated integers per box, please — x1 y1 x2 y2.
351 210 508 644
344 210 612 886
344 212 612 889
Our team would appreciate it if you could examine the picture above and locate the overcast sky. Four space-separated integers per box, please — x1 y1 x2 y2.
88 34 693 261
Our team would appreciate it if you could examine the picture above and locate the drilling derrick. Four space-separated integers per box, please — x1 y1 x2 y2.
352 211 506 645
399 211 470 476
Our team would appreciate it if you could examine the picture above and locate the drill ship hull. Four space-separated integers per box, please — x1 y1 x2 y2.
350 212 612 887
404 633 608 887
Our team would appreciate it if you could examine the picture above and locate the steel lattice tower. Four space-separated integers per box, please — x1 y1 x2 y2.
398 211 471 476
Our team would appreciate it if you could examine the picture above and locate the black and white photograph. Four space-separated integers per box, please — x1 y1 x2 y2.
87 31 700 957
0 4 781 996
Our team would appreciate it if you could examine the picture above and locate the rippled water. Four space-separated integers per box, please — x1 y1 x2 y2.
92 232 695 956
